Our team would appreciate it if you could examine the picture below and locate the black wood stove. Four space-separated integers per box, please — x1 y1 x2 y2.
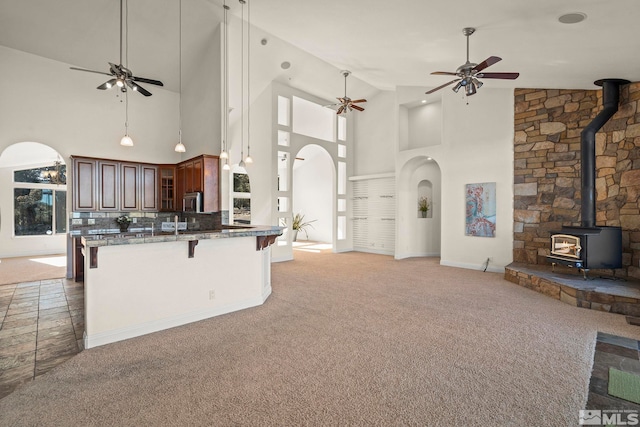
546 79 629 278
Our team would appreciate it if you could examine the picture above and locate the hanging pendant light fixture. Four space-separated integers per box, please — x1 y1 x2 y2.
221 0 230 170
174 0 186 153
119 0 133 147
244 0 253 164
238 0 246 168
120 89 133 146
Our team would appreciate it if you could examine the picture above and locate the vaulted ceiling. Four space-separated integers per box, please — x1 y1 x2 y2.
1 0 638 105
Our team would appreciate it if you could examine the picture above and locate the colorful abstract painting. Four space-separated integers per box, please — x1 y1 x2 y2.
465 182 496 237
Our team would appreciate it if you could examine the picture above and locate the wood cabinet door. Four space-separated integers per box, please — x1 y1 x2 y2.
120 163 139 211
158 166 176 211
176 164 186 210
141 165 158 211
98 161 119 211
73 158 97 211
192 157 203 192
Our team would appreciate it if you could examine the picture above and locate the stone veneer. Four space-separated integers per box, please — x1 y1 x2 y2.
513 82 640 278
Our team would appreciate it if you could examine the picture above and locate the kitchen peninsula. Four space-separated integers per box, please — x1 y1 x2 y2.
80 225 282 349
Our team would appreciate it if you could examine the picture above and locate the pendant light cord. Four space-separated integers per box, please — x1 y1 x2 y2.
179 0 182 143
240 0 245 161
223 1 229 155
247 0 251 160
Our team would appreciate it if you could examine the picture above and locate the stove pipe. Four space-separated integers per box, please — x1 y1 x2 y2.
580 79 630 228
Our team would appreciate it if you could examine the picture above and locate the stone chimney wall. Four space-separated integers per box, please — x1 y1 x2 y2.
513 82 640 278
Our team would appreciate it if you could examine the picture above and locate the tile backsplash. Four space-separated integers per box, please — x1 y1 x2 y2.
69 211 221 235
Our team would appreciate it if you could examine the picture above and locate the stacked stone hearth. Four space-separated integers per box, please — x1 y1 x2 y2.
513 82 640 279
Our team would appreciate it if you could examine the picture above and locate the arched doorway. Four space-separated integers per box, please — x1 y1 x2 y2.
0 142 67 259
291 144 334 253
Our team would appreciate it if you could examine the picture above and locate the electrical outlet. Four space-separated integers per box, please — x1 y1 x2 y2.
87 218 95 225
209 290 215 300
132 218 137 223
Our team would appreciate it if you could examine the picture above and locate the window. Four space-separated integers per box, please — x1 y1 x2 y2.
232 171 251 224
292 96 336 142
13 163 67 236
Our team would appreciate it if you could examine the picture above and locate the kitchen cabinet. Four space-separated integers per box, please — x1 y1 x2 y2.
120 163 139 210
158 165 175 211
141 165 158 211
72 158 97 211
98 161 119 211
71 156 158 213
176 155 220 212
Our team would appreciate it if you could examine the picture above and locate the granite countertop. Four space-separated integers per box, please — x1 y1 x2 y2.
79 225 283 247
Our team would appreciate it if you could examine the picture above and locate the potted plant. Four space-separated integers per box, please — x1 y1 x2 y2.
292 213 316 242
115 215 132 232
418 196 430 218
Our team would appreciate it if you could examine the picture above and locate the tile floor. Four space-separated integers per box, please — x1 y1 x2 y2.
0 278 83 399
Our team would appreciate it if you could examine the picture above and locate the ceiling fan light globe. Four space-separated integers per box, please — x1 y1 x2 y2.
465 82 477 96
452 81 464 93
116 79 124 88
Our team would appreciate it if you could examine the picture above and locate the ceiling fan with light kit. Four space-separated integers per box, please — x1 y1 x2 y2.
326 70 367 114
70 0 164 97
426 27 519 96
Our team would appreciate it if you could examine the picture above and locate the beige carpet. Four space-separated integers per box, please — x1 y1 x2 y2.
1 251 639 426
0 254 66 285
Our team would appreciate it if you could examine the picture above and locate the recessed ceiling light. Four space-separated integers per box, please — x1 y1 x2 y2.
281 61 291 70
558 12 587 24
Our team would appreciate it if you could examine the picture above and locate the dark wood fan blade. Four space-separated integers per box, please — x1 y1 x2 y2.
97 79 117 90
337 105 345 115
478 72 520 80
70 67 112 77
127 80 152 96
473 56 501 72
351 104 365 112
426 79 460 94
132 76 164 86
431 71 458 76
350 99 367 104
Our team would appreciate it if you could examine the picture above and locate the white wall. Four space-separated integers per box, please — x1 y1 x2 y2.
408 102 442 149
392 89 514 272
0 46 180 258
292 145 334 242
353 90 396 176
396 157 442 259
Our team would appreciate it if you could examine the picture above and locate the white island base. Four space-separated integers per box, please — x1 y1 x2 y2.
83 236 273 349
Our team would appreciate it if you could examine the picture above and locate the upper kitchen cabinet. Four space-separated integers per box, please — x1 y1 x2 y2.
71 156 158 213
72 157 97 211
158 165 175 211
176 155 220 212
141 165 158 211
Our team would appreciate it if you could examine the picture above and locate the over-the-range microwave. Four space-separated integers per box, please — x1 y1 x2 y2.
183 192 202 213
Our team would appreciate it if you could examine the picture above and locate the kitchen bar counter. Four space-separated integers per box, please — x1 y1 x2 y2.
82 225 283 349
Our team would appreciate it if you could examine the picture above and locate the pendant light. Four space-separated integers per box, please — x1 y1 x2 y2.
244 0 252 164
174 0 186 153
238 0 246 168
221 0 230 170
120 0 133 147
120 89 133 146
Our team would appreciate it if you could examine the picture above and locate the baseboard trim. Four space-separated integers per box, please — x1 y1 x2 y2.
440 259 505 273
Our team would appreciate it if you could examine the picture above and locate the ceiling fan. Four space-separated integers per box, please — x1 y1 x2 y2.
70 0 163 97
329 70 366 114
426 27 519 96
